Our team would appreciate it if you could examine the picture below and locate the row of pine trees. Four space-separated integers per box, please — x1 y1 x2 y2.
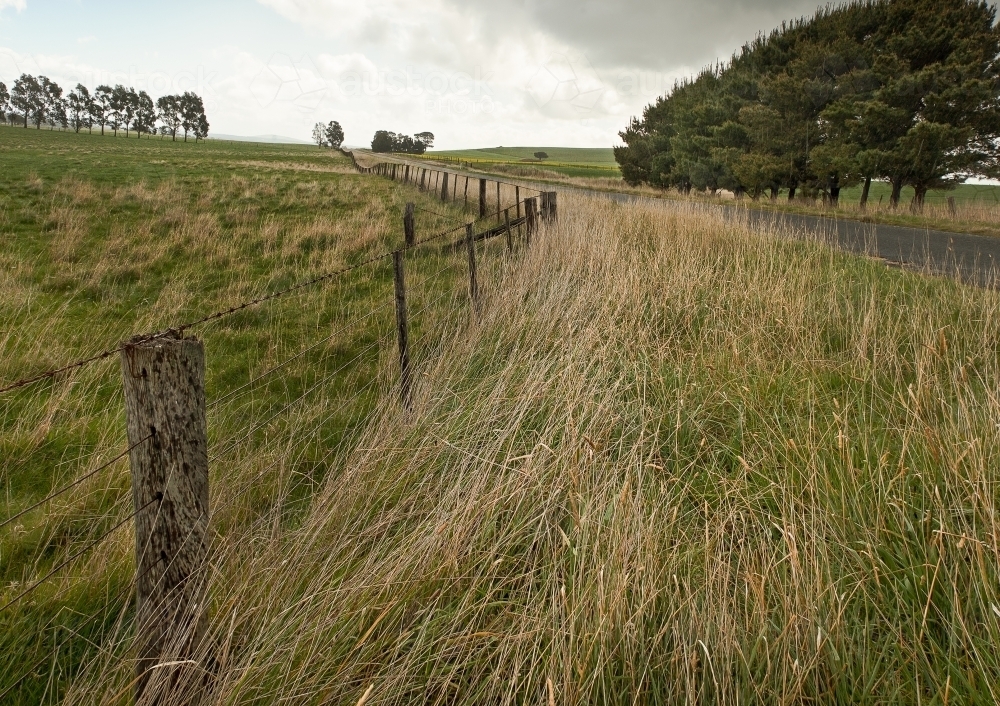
614 0 1000 207
0 74 209 141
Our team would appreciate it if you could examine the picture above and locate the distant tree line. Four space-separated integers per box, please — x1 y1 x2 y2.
0 74 209 141
615 0 1000 208
312 120 345 149
371 130 435 154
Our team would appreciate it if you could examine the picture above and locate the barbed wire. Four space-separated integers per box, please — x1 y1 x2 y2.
0 555 163 702
0 205 479 398
0 434 152 532
0 494 161 614
412 204 465 224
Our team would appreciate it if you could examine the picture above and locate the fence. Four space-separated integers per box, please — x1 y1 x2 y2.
0 149 559 703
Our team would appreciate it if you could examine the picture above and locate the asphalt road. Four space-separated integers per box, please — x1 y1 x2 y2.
363 152 1000 288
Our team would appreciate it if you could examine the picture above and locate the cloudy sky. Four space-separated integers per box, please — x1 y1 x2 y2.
0 0 823 148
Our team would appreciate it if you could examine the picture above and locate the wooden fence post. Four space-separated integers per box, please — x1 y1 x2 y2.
545 192 558 222
405 165 410 183
466 223 479 309
121 333 209 701
420 169 426 191
441 172 449 202
479 179 487 218
404 202 415 247
496 182 501 223
504 209 512 252
948 196 957 217
464 177 469 208
393 251 412 409
516 187 521 219
526 197 537 245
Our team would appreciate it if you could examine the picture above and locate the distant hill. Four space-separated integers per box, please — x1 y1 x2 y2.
210 133 312 145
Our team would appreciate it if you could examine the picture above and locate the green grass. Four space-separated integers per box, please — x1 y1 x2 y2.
0 125 502 704
424 146 620 179
4 126 1000 703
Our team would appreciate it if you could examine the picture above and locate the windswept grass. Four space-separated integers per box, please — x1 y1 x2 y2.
54 192 1000 703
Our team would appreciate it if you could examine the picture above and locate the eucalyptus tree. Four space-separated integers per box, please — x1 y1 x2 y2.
110 85 139 137
178 92 207 141
133 90 156 138
325 120 344 148
67 84 92 132
0 81 7 124
10 74 41 128
156 94 181 140
92 85 113 135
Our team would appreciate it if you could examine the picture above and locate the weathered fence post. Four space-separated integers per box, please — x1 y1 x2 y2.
393 251 412 409
496 182 502 223
516 187 521 219
464 177 469 208
504 209 512 252
526 197 537 245
441 172 449 202
405 165 410 183
545 192 557 222
466 223 479 309
420 169 426 191
948 196 957 217
121 333 209 701
404 202 415 247
479 179 487 218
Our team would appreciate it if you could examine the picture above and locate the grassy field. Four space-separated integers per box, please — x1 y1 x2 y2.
0 126 499 703
4 127 1000 703
423 147 620 179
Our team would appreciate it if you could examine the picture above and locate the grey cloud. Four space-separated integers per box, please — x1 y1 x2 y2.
451 0 825 71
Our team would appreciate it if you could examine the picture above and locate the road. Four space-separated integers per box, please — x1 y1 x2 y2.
360 152 1000 288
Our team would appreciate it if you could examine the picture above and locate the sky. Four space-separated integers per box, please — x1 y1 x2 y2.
0 0 824 149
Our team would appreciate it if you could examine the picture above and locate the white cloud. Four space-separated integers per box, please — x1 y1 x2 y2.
0 0 26 12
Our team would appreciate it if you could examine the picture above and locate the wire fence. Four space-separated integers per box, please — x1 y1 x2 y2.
0 150 557 703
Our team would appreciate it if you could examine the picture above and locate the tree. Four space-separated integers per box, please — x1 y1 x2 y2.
415 131 435 149
195 112 210 141
534 151 549 161
325 121 344 149
0 82 8 124
92 85 113 135
178 92 207 142
10 74 41 128
614 0 1000 205
156 95 181 140
110 85 138 137
67 84 91 133
40 77 66 129
133 90 156 138
312 122 327 148
371 130 396 153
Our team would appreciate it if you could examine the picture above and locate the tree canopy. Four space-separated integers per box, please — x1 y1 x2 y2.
371 130 435 154
313 120 345 149
1 74 209 141
614 0 1000 207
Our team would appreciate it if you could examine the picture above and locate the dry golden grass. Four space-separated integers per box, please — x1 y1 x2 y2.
57 194 1000 703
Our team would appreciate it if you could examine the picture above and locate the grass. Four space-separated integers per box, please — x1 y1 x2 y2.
421 147 620 179
419 145 1000 237
0 126 503 704
5 126 1000 703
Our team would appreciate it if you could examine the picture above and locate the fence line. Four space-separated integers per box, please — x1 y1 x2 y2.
0 146 561 704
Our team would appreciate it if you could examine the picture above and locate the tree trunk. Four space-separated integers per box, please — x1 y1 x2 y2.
912 185 927 213
770 186 778 201
889 177 903 208
788 186 796 201
859 176 872 209
825 174 840 206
